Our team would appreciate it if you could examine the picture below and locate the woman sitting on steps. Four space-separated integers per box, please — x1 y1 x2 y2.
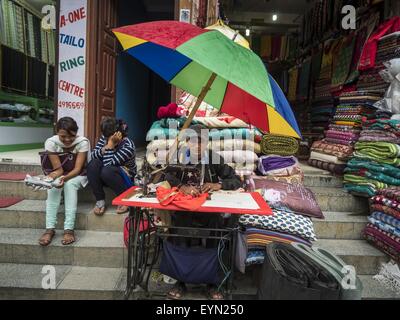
39 117 89 246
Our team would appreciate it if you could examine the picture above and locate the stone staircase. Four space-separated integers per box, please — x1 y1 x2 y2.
0 160 399 300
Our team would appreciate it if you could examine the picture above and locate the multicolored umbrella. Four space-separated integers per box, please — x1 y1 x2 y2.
206 19 250 50
113 20 300 138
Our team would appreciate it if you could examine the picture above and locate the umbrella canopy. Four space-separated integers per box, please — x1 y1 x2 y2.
113 20 300 138
206 19 250 49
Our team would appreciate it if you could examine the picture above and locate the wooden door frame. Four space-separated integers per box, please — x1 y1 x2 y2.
85 0 99 144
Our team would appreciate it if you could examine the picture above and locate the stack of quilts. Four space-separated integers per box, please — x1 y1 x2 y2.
146 92 262 176
238 180 323 270
308 91 378 175
364 188 400 262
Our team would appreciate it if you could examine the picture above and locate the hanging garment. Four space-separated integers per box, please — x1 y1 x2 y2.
359 17 400 71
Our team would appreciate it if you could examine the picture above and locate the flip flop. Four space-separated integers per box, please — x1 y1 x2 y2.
116 205 129 215
93 205 106 216
167 282 186 300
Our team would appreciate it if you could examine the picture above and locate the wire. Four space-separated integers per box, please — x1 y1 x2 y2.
217 233 232 292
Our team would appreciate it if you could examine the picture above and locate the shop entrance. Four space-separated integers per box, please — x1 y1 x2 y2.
86 0 175 147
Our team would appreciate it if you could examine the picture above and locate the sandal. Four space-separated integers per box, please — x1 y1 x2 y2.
207 285 224 300
62 230 76 246
93 205 106 216
116 205 129 215
167 282 187 300
39 229 55 247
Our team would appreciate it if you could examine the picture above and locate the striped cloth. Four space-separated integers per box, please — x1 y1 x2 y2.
92 135 137 178
371 211 400 230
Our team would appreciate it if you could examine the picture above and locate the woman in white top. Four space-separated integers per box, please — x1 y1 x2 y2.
39 117 89 246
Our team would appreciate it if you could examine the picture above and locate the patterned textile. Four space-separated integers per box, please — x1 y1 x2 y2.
354 142 400 166
325 137 357 146
347 159 400 179
370 204 400 220
377 188 400 202
364 224 400 262
347 27 369 84
371 211 400 230
344 184 376 197
259 174 304 185
344 174 388 190
307 158 346 175
287 67 299 102
246 228 312 248
359 130 400 144
362 119 400 133
372 195 400 211
311 140 354 160
331 36 356 91
309 151 346 165
239 210 317 241
368 216 400 237
260 134 299 156
245 250 265 266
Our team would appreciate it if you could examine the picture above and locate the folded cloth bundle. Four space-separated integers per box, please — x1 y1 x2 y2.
326 130 360 141
260 174 304 185
346 159 400 179
260 134 299 156
239 210 317 241
307 159 347 175
344 184 376 197
193 116 249 128
311 140 354 160
309 151 347 165
359 130 400 144
325 137 358 146
208 139 261 154
246 228 312 247
371 204 400 220
377 188 400 202
344 174 388 190
362 119 400 134
215 150 258 165
333 121 361 127
257 155 299 176
364 224 400 262
368 216 400 238
344 168 400 186
328 124 361 133
370 211 400 230
333 114 364 122
354 142 400 166
371 195 400 211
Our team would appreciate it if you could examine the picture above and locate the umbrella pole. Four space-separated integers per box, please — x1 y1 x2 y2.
167 72 217 163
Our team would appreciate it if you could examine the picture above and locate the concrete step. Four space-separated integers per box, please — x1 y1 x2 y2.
0 200 126 232
309 186 369 213
1 263 399 300
0 227 387 275
0 162 42 175
0 228 126 268
315 239 389 275
314 212 368 240
303 174 343 188
0 201 368 239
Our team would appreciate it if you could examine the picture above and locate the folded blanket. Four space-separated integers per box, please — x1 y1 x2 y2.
344 174 388 189
309 151 347 165
260 134 299 156
326 130 359 141
334 121 361 127
364 224 400 262
328 124 361 133
257 155 298 175
246 228 312 247
239 210 317 241
362 119 400 133
354 142 400 165
371 195 400 211
377 188 400 202
371 211 400 230
193 116 249 128
344 184 376 197
368 216 400 237
215 150 258 164
311 140 354 160
325 137 358 146
370 204 400 220
359 130 400 143
346 159 400 179
258 174 304 185
344 168 400 186
307 159 346 175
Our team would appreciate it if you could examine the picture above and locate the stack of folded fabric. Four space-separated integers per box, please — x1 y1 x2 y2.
376 32 400 69
310 97 336 134
308 91 380 175
146 92 263 176
238 180 324 269
364 188 400 262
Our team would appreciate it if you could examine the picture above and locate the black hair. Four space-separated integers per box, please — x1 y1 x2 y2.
56 117 78 136
101 117 128 138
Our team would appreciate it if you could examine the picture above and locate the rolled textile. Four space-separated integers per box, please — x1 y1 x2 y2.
309 151 347 165
260 134 299 156
370 204 400 220
239 210 317 241
307 159 346 175
257 155 298 176
354 142 400 166
311 140 354 160
364 224 400 262
377 188 400 202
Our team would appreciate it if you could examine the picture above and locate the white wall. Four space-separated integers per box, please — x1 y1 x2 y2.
0 126 53 145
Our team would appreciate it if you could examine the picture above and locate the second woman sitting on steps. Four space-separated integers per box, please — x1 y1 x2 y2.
87 117 137 215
